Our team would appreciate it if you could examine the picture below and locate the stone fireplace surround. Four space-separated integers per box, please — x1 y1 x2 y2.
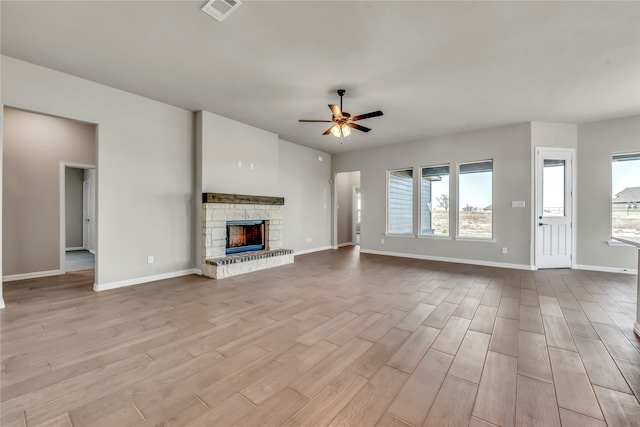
201 193 294 279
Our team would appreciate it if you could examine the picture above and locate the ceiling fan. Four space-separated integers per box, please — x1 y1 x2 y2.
299 89 383 141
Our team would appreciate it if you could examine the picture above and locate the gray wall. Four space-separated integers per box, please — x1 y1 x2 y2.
577 115 639 269
279 139 332 251
2 56 195 285
333 123 533 267
196 110 333 258
336 171 360 245
200 111 279 196
65 167 85 249
3 108 95 275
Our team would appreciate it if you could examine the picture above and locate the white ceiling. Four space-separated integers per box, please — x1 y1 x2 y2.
2 1 639 154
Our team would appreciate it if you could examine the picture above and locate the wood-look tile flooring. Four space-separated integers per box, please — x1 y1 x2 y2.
2 247 640 427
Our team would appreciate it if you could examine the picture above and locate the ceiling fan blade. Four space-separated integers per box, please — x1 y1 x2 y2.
323 125 336 135
350 110 383 121
347 123 371 133
329 104 343 120
299 119 333 122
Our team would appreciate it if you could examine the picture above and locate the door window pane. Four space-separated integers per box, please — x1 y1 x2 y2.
612 153 640 237
388 169 413 234
458 161 492 238
420 165 449 235
542 159 565 217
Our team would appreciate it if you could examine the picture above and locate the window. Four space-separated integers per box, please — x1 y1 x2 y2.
612 153 640 237
420 165 449 235
387 168 413 234
458 160 493 238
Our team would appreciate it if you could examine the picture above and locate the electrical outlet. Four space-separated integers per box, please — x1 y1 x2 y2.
317 155 323 162
237 160 242 168
250 163 254 170
381 238 385 244
501 247 508 254
147 255 154 264
309 237 312 243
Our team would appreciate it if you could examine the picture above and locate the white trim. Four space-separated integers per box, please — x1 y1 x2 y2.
634 322 640 338
88 249 96 255
3 269 65 282
192 268 202 275
385 233 415 238
454 236 497 243
0 298 5 309
93 268 200 292
295 246 333 255
576 264 637 275
607 240 637 248
337 242 354 248
360 249 534 271
332 245 339 249
417 234 452 240
66 246 85 252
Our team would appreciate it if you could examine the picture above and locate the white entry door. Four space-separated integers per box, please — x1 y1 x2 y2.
536 149 573 269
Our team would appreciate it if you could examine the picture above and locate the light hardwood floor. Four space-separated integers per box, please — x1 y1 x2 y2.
1 247 640 426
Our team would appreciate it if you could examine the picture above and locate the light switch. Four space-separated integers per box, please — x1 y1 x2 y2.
237 160 242 168
512 201 525 208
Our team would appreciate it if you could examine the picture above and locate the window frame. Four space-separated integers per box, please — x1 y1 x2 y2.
455 159 495 242
610 151 640 240
386 167 415 236
418 163 451 239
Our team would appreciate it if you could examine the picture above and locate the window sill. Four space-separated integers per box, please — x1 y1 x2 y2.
385 233 415 238
607 240 636 248
454 236 496 243
417 234 452 240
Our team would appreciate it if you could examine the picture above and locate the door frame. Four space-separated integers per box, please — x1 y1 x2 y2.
534 147 577 270
352 186 361 245
60 162 96 273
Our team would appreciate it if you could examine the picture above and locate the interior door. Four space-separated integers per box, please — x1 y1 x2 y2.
83 180 91 249
536 149 573 269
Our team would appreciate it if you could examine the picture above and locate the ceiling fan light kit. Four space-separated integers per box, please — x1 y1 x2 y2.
299 89 383 143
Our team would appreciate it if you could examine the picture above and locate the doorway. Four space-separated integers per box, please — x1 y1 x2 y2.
334 171 361 248
353 187 361 245
535 148 575 269
62 164 96 272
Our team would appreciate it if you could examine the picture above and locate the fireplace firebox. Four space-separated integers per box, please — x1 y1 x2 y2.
226 220 266 254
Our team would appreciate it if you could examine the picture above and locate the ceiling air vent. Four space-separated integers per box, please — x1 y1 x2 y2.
201 0 241 22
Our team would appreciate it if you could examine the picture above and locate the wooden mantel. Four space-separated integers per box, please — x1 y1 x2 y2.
202 192 284 205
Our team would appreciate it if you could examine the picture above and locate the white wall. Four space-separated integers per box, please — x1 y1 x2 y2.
333 123 533 268
2 56 195 286
278 139 331 252
65 167 85 249
336 171 360 245
577 115 639 270
3 108 95 276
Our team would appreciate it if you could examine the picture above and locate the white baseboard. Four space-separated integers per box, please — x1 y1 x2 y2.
192 268 202 275
66 247 85 252
576 264 637 275
359 249 535 271
3 269 65 282
0 298 5 309
295 246 332 256
337 242 354 248
93 268 201 292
